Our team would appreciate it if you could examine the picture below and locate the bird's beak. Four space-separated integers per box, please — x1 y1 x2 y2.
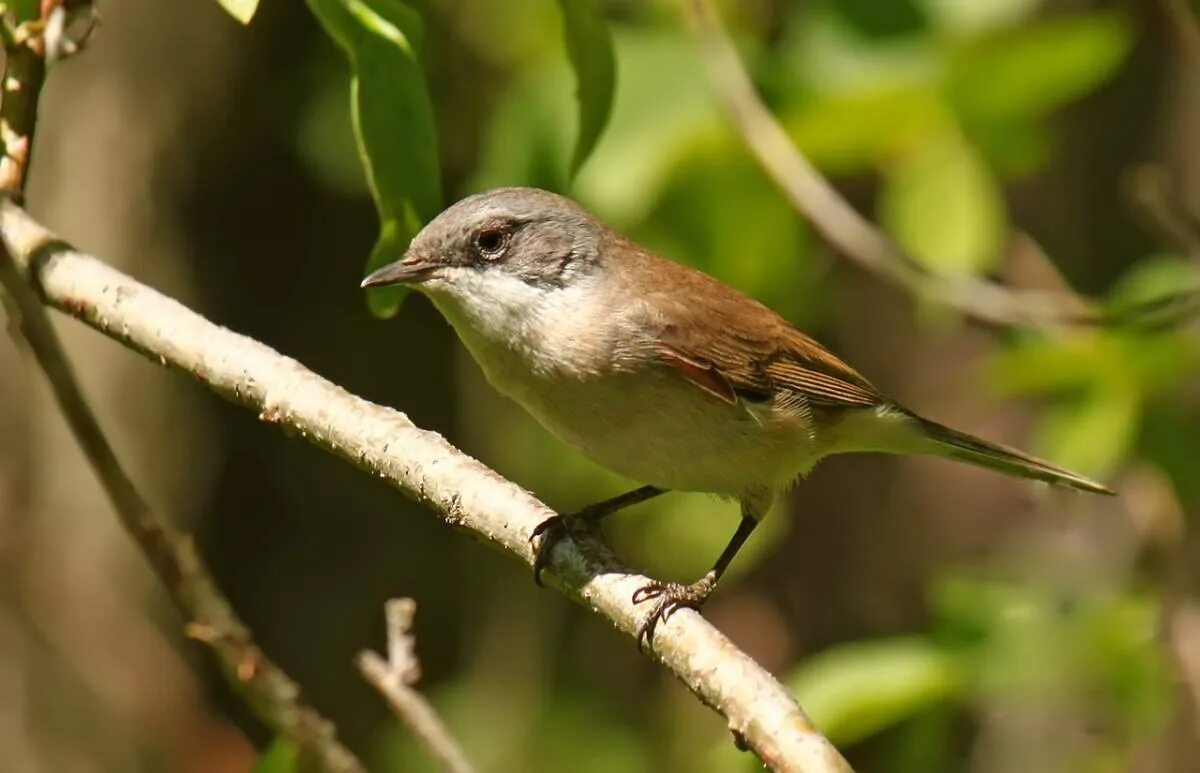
360 253 435 289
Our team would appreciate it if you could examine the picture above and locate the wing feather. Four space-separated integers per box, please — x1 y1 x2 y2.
621 246 884 410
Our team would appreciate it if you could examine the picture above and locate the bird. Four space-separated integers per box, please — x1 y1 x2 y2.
362 186 1114 648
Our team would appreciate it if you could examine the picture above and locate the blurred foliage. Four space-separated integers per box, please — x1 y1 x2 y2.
264 0 1196 770
558 0 617 177
253 738 299 773
308 0 443 318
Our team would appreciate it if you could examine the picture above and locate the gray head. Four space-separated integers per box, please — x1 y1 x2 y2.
361 187 608 295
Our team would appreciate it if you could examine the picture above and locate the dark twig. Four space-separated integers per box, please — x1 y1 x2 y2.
0 237 365 772
682 0 1199 331
358 599 475 773
0 8 363 771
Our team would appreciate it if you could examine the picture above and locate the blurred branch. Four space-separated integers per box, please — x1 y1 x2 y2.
1158 0 1200 63
1127 164 1200 262
0 18 46 196
358 599 475 773
0 201 854 773
0 235 365 773
0 8 363 772
681 0 1198 331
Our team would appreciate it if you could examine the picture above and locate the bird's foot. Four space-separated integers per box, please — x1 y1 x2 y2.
530 514 586 586
632 572 717 651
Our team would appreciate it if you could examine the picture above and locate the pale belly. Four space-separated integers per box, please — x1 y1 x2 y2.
429 280 822 496
487 363 819 497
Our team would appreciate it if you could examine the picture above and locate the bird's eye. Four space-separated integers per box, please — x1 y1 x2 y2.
474 228 507 257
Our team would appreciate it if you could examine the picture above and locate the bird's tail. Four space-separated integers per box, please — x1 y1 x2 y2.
912 414 1115 495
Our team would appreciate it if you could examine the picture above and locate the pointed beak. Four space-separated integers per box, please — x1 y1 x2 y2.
360 255 435 289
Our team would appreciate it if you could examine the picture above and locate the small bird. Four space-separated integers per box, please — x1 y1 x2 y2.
363 187 1114 648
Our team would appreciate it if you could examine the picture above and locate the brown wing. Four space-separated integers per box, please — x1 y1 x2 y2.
617 242 883 409
658 326 882 409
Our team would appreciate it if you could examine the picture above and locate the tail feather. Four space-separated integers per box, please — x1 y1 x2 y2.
912 415 1115 496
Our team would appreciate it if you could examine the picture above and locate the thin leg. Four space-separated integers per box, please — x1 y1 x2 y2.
632 514 759 651
531 485 666 586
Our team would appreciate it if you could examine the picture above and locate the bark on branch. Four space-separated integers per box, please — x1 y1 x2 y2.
0 199 853 772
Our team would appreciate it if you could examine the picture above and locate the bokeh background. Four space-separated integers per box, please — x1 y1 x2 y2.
2 0 1199 770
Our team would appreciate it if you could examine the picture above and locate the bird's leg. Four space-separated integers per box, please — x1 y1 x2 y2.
632 513 759 651
531 485 666 586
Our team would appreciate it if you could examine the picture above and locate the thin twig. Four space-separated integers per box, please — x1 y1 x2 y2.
1127 164 1200 262
358 599 475 773
0 7 363 770
681 0 1197 331
0 26 46 196
0 200 854 772
0 236 365 772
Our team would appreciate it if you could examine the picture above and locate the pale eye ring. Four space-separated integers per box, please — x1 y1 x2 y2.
474 228 507 257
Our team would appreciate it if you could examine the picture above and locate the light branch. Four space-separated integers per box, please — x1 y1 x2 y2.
0 199 853 773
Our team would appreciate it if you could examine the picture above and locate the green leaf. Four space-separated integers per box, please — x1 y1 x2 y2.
254 738 298 773
1105 253 1200 323
216 0 261 24
8 0 37 22
472 29 719 225
786 637 964 745
558 0 616 176
918 0 1038 35
949 11 1132 123
784 84 947 174
880 132 1006 276
307 0 442 318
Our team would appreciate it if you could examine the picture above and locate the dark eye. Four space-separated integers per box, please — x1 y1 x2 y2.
474 228 508 257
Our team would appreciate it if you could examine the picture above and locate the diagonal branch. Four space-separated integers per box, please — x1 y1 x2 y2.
0 199 853 773
0 234 365 772
358 599 475 773
0 6 363 769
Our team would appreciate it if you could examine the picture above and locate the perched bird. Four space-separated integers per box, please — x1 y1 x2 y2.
363 187 1113 647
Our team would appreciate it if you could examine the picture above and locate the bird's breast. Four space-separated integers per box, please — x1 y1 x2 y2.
428 277 822 495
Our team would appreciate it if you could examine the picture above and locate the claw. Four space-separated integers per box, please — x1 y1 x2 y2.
529 515 568 587
631 574 717 652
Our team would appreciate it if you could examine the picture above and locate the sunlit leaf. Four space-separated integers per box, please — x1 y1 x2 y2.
786 638 964 745
558 0 616 177
473 29 720 225
254 738 298 773
989 333 1200 397
784 84 946 173
949 11 1132 123
918 0 1038 35
217 0 260 24
1105 253 1200 325
307 0 442 318
784 5 938 94
880 132 1006 276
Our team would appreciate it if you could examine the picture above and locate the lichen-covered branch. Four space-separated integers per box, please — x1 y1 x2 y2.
0 199 853 773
